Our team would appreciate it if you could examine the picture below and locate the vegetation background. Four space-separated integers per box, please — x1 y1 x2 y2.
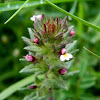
0 0 100 100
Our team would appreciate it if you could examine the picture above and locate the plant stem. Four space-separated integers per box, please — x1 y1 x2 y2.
48 88 54 100
4 0 30 24
83 46 100 59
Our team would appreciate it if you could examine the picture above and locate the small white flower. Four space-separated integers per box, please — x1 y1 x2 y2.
60 53 73 61
30 15 42 21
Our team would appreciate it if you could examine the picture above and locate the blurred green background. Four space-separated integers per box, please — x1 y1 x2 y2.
0 0 100 100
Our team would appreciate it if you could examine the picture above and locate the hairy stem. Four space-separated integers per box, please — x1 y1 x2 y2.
48 88 54 100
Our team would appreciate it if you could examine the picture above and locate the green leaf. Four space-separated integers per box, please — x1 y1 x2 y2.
24 45 43 54
81 75 96 82
67 70 80 76
34 18 42 33
22 36 33 46
79 51 88 78
68 0 78 20
63 25 74 38
80 81 95 89
19 58 30 65
69 49 79 54
28 28 35 40
79 94 95 100
80 75 96 89
19 64 39 74
66 60 74 69
56 77 68 90
65 40 77 52
23 92 37 100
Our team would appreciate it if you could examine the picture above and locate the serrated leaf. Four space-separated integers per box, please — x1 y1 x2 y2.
56 77 68 90
24 45 43 54
23 92 37 100
69 49 79 54
35 18 42 32
65 40 77 52
67 70 80 76
19 64 39 74
19 58 30 65
28 28 35 40
22 36 33 46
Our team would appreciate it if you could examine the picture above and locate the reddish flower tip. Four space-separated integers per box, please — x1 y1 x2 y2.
25 54 36 62
60 48 67 55
58 68 67 75
29 85 38 89
70 29 75 36
34 38 39 44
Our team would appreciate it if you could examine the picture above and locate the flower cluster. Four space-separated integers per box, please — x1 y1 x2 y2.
20 14 76 99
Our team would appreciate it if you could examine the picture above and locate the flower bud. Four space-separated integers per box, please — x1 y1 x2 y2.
25 54 35 62
66 21 67 25
70 29 75 36
30 15 42 21
60 48 67 55
29 85 38 89
58 68 67 75
34 38 39 44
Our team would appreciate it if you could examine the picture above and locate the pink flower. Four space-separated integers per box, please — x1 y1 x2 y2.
30 15 42 21
60 48 67 55
25 54 36 62
29 85 38 89
70 29 75 36
58 68 67 75
34 38 39 44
